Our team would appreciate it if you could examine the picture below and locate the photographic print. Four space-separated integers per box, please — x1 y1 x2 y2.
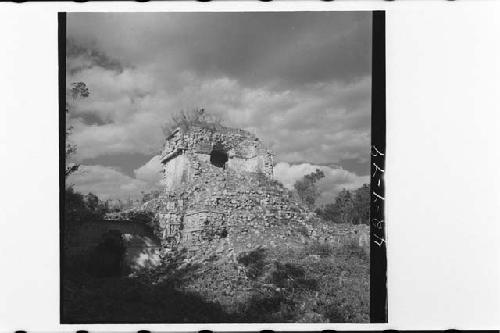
60 11 385 324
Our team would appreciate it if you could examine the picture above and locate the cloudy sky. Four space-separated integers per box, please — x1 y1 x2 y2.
66 12 372 204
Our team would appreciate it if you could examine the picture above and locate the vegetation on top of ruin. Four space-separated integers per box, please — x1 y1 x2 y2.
161 108 224 138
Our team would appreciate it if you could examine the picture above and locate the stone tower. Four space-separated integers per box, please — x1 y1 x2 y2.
143 123 319 261
160 125 274 191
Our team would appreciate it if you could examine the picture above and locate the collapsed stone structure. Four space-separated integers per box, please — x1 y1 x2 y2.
139 123 369 313
143 124 369 259
142 124 322 259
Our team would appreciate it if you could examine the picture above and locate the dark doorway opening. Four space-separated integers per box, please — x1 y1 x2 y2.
210 147 228 168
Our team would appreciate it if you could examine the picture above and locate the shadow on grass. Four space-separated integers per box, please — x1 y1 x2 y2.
63 248 302 323
62 275 234 323
62 241 369 323
62 248 233 323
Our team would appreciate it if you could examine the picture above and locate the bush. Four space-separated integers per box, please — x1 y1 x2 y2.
162 108 222 137
87 230 126 277
305 241 334 257
267 262 318 291
316 184 370 225
298 225 310 237
64 187 107 251
237 248 267 279
338 243 369 261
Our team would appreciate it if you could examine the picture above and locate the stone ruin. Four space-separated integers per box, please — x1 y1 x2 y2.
138 123 370 311
143 123 368 263
143 124 312 258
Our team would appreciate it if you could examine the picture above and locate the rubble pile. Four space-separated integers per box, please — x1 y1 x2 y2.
140 124 368 310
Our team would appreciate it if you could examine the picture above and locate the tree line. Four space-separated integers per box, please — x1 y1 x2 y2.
293 169 369 225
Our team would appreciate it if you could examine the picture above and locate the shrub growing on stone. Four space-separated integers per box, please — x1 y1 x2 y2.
162 108 222 137
237 248 267 279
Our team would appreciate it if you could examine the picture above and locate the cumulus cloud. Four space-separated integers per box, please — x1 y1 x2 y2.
69 159 367 203
68 67 370 164
68 157 164 200
68 165 149 200
65 12 372 201
134 155 163 186
273 162 369 204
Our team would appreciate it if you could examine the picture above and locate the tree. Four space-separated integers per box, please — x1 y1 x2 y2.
315 189 352 224
65 82 89 178
103 199 110 213
141 189 161 204
294 169 325 209
64 187 107 251
335 189 354 224
352 184 370 224
85 192 99 212
70 82 89 99
315 202 338 223
315 184 370 225
116 199 124 211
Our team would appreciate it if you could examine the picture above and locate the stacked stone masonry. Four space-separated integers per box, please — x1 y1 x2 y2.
143 124 368 263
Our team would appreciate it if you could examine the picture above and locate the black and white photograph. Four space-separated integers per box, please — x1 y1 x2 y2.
3 1 500 331
61 11 384 323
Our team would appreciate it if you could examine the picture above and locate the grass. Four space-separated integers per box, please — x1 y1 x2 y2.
270 241 370 322
304 240 335 257
62 241 369 323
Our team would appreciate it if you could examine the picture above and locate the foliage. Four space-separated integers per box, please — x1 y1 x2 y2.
128 209 160 236
85 192 100 212
141 189 161 203
87 230 126 277
297 225 310 237
293 169 325 209
64 187 109 252
161 108 222 137
316 184 369 225
105 198 139 212
304 241 335 257
284 243 369 322
352 184 370 224
128 210 155 224
63 238 369 323
65 81 90 178
335 189 354 223
266 262 317 290
237 248 268 279
70 82 90 99
65 187 107 225
62 269 232 323
233 241 369 323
